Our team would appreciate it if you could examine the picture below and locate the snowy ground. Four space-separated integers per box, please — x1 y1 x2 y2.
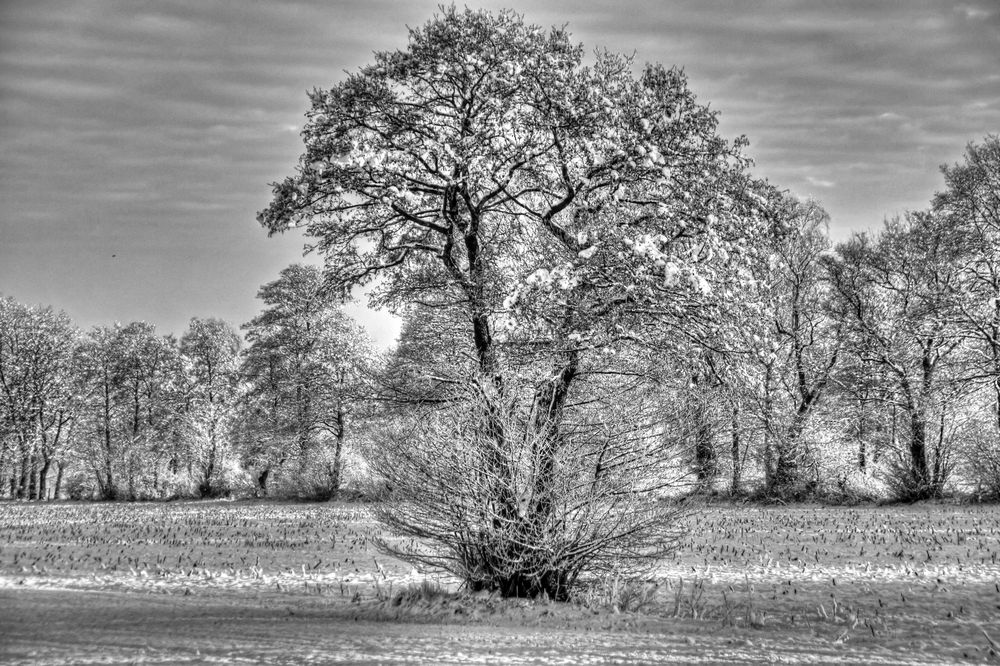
1 500 999 664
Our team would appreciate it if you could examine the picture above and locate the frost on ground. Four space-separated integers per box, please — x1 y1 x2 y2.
1 501 999 664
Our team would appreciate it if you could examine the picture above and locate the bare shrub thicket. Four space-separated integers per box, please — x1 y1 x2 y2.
368 375 687 601
960 397 1000 499
968 439 1000 500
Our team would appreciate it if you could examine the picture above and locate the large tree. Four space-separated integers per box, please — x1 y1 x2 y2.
260 8 768 598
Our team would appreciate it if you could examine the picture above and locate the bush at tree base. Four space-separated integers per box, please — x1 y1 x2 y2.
368 377 687 600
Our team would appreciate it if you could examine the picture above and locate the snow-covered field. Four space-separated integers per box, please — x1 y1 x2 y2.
1 500 999 664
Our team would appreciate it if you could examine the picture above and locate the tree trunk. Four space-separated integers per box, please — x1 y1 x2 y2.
330 400 346 499
16 445 29 499
993 361 1000 449
858 432 867 473
908 410 930 496
127 458 137 500
933 406 947 490
694 412 716 487
200 446 216 498
995 375 1000 448
885 401 898 466
257 468 270 497
857 399 867 473
690 371 717 489
296 381 309 462
0 445 6 499
530 352 578 523
38 457 51 501
54 461 65 499
906 347 937 499
770 435 801 493
770 388 821 495
730 405 742 497
991 296 1000 447
466 295 517 524
28 453 39 500
761 365 774 490
102 373 116 500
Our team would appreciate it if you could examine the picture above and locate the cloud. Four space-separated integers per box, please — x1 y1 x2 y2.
877 112 908 122
0 0 997 337
806 176 836 188
955 4 993 20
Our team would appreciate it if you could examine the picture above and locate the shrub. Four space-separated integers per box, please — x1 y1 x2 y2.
368 378 687 601
63 473 96 501
966 435 1000 501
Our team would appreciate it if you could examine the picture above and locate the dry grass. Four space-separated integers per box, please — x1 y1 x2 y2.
2 500 1000 663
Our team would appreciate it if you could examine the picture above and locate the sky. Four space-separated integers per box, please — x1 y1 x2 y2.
1 1 998 348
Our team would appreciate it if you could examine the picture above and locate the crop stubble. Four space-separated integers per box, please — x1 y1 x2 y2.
1 500 998 664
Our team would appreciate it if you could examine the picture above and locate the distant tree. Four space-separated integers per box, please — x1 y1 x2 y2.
678 196 842 498
933 136 1000 440
74 322 183 499
833 357 890 474
260 8 769 598
746 198 842 496
374 304 474 409
0 297 35 497
240 265 370 498
115 322 185 497
932 135 1000 495
0 297 78 499
75 326 122 499
826 213 968 499
180 318 241 497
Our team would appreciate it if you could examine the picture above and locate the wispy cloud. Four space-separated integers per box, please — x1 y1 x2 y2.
806 176 836 188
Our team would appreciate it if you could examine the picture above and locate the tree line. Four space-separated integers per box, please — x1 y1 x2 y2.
0 264 370 501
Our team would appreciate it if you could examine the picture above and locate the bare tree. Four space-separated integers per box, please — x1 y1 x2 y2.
753 198 842 496
240 265 371 499
73 323 183 499
259 8 769 596
933 136 1000 496
826 213 968 499
0 297 78 499
181 318 241 498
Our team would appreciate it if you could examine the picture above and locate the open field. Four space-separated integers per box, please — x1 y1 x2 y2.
1 501 999 664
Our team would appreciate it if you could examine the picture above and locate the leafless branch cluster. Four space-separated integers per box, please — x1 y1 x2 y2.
368 375 686 600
